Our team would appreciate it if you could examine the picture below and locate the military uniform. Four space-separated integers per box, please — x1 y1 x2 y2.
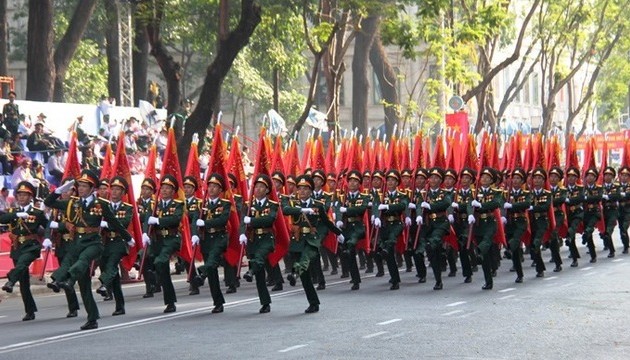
617 167 630 253
451 169 476 283
311 184 334 289
582 169 602 263
369 183 386 276
601 168 621 257
549 173 566 271
2 99 19 135
184 193 202 295
407 183 428 282
223 192 243 293
137 194 159 297
504 171 531 283
565 168 585 266
530 169 551 276
1 182 47 320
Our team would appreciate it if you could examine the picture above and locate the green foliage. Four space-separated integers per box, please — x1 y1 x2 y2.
62 39 108 104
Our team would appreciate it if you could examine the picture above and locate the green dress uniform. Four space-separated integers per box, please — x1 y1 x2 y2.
601 181 621 257
98 201 133 314
46 208 80 316
44 192 131 325
374 189 409 287
284 196 341 307
442 187 459 276
582 183 602 262
0 205 47 318
2 101 19 135
137 197 159 297
243 197 277 308
406 187 427 281
335 191 369 287
473 186 503 289
505 187 531 281
565 184 585 265
617 182 630 253
452 187 475 281
367 188 384 275
549 185 566 269
530 188 551 275
311 189 333 287
144 198 183 308
196 197 231 308
223 193 243 292
422 187 453 288
185 196 202 294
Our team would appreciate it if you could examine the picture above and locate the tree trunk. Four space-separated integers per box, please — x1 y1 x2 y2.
178 0 261 170
52 0 98 102
352 15 379 137
369 27 399 138
104 0 120 103
26 0 54 101
133 14 149 105
0 0 8 96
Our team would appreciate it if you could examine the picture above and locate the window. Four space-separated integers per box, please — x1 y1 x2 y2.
532 73 540 105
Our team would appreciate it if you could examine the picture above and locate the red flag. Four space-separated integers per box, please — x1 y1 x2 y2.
325 135 336 174
111 131 144 270
144 144 158 184
100 143 113 180
445 112 469 135
184 139 203 198
226 135 249 203
301 136 313 171
311 136 326 172
284 139 301 177
63 132 81 179
597 139 609 186
461 134 478 171
400 137 410 170
565 134 579 171
431 135 446 168
271 136 286 175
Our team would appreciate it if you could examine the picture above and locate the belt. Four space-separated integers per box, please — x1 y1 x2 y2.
533 212 547 219
107 231 118 239
346 216 361 223
298 227 315 234
385 216 399 222
156 228 178 237
511 212 527 219
62 234 72 241
479 213 492 219
16 234 38 243
620 201 630 206
568 205 582 212
428 211 446 220
586 204 598 210
75 226 100 234
459 213 468 219
254 228 273 235
605 205 618 210
207 228 225 234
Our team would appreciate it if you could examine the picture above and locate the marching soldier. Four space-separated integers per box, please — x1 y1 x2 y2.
408 168 428 282
369 170 386 277
141 174 183 314
564 167 585 267
1 181 47 321
45 170 131 330
451 168 476 283
136 178 160 298
400 169 415 273
239 174 277 314
442 169 459 277
45 178 80 317
617 167 630 254
311 170 333 289
193 173 231 314
96 176 135 316
419 167 453 290
224 173 243 294
601 166 621 258
334 170 369 290
503 168 531 283
325 172 342 276
265 171 286 292
182 176 202 295
529 168 551 278
373 170 409 290
582 168 602 263
471 167 503 290
548 167 566 272
284 175 342 313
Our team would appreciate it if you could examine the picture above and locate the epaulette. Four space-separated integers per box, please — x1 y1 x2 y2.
361 190 370 195
70 196 80 200
220 198 231 203
233 193 242 198
268 199 278 205
314 199 325 205
173 199 184 204
123 202 132 207
97 197 110 204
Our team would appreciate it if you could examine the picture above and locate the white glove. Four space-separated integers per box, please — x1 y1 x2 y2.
448 214 454 223
244 216 251 224
301 208 315 215
501 216 507 225
584 195 588 200
468 215 476 224
191 235 200 246
408 203 416 209
528 206 533 211
16 212 28 219
451 202 459 209
405 217 412 226
378 204 389 211
49 221 59 229
621 192 626 197
100 220 108 228
370 215 375 223
471 200 482 208
42 238 52 249
339 206 347 213
142 233 151 246
147 216 159 225
332 213 336 221
337 234 345 244
373 218 381 228
127 238 135 247
54 180 75 194
239 234 248 245
503 202 512 209
416 215 423 226
336 221 344 229
421 201 431 210
196 219 205 227
602 194 609 200
368 202 373 207
565 198 571 203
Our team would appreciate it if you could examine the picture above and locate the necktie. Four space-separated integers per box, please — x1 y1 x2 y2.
83 199 88 208
19 207 24 212
302 201 308 207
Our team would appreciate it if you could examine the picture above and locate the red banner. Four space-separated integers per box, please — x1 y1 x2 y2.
576 131 630 151
445 112 469 136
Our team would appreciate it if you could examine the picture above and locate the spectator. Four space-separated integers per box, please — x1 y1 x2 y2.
69 115 90 145
124 130 138 154
199 149 210 176
11 158 39 189
156 127 167 157
27 117 55 162
0 187 13 214
2 91 19 136
82 147 102 176
0 137 13 174
47 149 65 183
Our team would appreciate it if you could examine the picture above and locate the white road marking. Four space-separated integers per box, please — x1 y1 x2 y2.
278 344 308 353
613 259 623 262
441 310 463 316
377 318 402 325
498 288 515 293
543 276 558 281
583 271 598 276
458 311 479 319
362 331 388 339
561 282 575 288
445 301 467 307
580 266 594 271
498 294 515 300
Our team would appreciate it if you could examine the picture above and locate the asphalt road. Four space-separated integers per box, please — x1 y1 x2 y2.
0 242 629 360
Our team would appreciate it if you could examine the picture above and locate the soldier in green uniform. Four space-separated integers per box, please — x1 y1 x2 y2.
265 171 286 292
1 181 47 321
310 170 333 289
419 168 453 290
408 168 428 283
369 171 387 277
182 176 202 295
529 168 551 277
548 167 566 272
564 167 585 267
45 177 80 318
442 169 459 277
400 169 415 273
141 174 183 314
136 178 160 297
451 168 476 283
325 172 342 276
284 175 342 312
224 173 243 294
2 91 19 136
334 170 369 290
617 167 630 254
601 166 621 258
471 167 503 290
96 176 135 316
503 168 531 283
357 171 372 272
373 170 409 290
240 174 277 313
45 169 131 330
193 173 230 314
582 168 602 263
